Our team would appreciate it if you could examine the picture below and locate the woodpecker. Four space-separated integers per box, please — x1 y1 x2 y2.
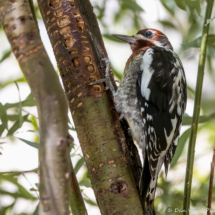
89 28 187 215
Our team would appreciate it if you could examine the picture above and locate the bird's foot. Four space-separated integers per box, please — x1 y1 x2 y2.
88 58 116 95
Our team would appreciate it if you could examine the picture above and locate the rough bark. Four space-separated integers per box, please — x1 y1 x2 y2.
0 0 86 214
76 0 143 186
37 0 143 214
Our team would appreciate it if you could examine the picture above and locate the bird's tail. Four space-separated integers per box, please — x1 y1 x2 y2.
140 151 157 215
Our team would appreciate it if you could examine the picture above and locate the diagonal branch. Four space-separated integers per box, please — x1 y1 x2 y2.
37 0 143 214
76 0 142 186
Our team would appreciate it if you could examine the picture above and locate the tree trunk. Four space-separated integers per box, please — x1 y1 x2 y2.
0 0 87 214
37 0 143 214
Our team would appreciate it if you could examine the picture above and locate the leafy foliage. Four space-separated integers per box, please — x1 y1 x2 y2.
94 0 145 32
0 49 11 63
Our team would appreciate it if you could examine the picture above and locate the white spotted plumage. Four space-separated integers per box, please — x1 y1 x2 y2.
111 28 187 215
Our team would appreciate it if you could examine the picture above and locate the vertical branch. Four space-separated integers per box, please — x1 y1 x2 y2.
207 142 215 215
0 0 87 214
37 0 143 214
183 0 214 213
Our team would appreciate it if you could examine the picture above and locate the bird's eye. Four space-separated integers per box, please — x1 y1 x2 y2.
145 31 153 38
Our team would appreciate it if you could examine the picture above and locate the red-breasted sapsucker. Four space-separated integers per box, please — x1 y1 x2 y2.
90 28 187 215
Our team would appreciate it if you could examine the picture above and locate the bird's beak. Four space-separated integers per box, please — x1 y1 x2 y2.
111 34 137 44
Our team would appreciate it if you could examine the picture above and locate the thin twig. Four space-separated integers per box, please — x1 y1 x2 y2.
22 173 40 199
183 0 214 214
207 142 215 215
0 168 38 175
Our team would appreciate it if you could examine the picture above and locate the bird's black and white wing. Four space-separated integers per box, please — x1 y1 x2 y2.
136 47 187 206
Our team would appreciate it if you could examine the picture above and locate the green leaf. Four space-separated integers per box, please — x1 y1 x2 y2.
0 189 36 201
0 202 15 215
27 130 40 137
0 168 38 176
74 157 85 174
14 82 23 128
160 0 175 15
1 175 37 200
0 103 8 129
194 0 201 16
0 49 11 63
5 93 35 109
182 113 215 125
122 0 144 12
7 114 29 136
68 125 75 131
181 34 215 49
174 0 186 11
0 76 27 90
159 20 176 29
0 103 8 135
0 124 7 137
84 198 97 206
205 15 215 26
187 85 195 97
30 115 39 131
22 93 36 107
7 114 20 121
68 116 72 125
33 203 39 215
70 152 76 157
30 188 38 191
170 128 191 168
17 137 39 149
187 0 201 16
79 178 91 187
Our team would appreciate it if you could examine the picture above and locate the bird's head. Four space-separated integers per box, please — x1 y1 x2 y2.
111 29 173 52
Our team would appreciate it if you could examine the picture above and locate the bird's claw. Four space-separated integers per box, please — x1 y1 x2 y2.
88 58 116 95
87 78 106 86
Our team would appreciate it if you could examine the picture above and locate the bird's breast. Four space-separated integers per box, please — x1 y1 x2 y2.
114 61 144 144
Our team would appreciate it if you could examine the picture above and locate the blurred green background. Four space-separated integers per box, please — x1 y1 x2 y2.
1 0 215 214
